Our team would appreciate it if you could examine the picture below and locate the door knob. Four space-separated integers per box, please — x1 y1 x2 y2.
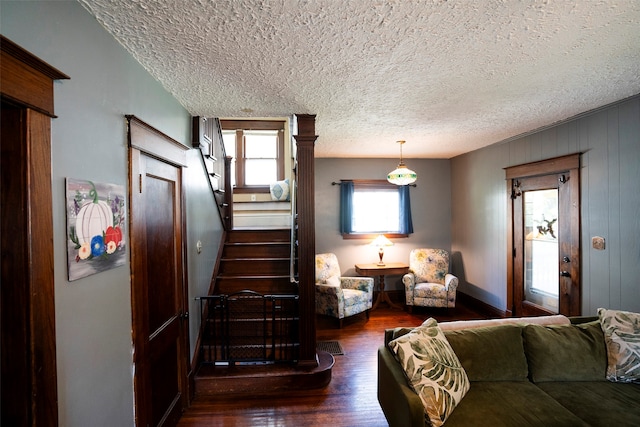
560 271 571 277
563 256 571 263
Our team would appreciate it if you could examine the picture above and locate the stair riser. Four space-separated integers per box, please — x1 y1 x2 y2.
223 244 290 258
215 277 298 295
194 351 334 397
226 229 290 243
220 259 290 275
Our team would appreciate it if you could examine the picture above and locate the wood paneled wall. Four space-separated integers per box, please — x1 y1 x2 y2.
451 95 640 315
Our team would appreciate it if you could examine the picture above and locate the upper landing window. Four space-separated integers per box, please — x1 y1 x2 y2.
221 120 285 193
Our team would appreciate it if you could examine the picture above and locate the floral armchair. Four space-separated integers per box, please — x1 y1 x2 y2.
403 248 458 312
315 253 374 327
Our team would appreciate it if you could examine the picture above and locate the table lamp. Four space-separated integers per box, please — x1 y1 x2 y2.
370 234 393 266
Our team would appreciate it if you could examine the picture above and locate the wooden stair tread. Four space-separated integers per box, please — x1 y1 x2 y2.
217 273 291 278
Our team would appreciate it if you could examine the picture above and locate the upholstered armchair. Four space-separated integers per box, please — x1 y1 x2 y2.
403 248 458 312
315 253 374 327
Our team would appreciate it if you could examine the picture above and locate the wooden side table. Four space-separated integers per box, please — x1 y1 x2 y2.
355 263 409 310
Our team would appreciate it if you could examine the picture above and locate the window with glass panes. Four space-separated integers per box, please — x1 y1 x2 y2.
220 120 285 192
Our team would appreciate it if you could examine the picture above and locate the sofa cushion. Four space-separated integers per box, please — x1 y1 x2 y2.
536 381 640 427
388 318 470 427
523 321 607 382
444 324 529 382
598 308 640 383
444 381 589 427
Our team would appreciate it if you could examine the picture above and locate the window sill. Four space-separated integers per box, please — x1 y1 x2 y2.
341 233 408 240
234 186 270 194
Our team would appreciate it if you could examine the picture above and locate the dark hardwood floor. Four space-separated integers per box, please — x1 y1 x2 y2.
177 302 486 427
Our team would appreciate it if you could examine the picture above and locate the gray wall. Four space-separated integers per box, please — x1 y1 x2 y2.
3 1 638 425
1 2 220 426
315 158 452 290
451 95 640 315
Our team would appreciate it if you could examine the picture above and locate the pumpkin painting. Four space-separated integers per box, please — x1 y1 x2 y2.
67 178 126 281
75 195 113 245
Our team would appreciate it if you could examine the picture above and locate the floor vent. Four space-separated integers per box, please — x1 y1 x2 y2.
317 340 344 355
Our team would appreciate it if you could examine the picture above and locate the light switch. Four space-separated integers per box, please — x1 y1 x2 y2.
592 236 605 250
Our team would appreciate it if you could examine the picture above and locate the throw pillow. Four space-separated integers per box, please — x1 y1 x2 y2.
598 308 640 383
388 317 470 427
269 178 290 201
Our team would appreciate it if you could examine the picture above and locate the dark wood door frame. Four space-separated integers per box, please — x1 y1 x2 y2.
506 153 581 317
127 115 190 426
1 36 68 427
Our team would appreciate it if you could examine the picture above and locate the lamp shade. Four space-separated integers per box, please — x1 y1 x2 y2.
370 234 393 248
387 140 417 185
387 162 417 185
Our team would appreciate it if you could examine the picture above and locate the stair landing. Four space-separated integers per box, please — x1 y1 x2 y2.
194 351 334 397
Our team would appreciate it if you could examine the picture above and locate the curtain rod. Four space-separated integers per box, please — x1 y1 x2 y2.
331 180 416 187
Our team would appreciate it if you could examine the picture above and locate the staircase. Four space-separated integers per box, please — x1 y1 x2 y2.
215 228 297 296
194 227 333 397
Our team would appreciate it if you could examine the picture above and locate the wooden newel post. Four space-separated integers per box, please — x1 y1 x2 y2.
294 114 318 367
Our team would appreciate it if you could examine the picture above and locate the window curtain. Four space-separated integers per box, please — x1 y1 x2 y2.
399 185 414 234
339 181 413 235
339 180 354 234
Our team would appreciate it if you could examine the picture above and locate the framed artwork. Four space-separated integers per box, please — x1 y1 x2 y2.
66 178 126 281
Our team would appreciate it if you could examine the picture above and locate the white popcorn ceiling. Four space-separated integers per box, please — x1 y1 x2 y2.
79 0 640 159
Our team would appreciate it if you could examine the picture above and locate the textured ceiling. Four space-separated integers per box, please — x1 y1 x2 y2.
78 0 640 158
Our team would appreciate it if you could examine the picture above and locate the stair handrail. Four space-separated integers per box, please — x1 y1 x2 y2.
289 176 298 284
192 116 231 230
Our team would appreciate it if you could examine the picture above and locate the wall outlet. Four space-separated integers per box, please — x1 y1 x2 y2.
592 236 605 250
251 194 257 201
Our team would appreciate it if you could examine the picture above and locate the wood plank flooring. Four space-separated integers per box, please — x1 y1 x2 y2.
177 303 486 427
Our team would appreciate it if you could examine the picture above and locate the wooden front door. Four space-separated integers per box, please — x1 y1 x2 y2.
129 117 189 427
507 154 581 317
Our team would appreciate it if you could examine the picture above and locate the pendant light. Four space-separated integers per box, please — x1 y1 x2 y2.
387 140 417 185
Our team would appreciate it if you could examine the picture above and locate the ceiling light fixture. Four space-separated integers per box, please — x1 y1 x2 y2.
387 140 417 185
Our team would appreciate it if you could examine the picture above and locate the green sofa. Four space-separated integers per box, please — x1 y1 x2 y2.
378 316 640 427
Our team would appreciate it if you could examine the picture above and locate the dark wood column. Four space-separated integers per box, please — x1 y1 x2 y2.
294 114 318 367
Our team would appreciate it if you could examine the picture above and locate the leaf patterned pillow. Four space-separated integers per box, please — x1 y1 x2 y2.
598 308 640 383
388 317 470 427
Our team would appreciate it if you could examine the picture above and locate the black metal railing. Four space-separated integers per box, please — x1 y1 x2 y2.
197 291 300 365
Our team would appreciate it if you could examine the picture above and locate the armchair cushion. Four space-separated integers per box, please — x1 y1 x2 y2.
414 283 448 300
315 253 342 282
411 248 450 284
325 276 340 287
